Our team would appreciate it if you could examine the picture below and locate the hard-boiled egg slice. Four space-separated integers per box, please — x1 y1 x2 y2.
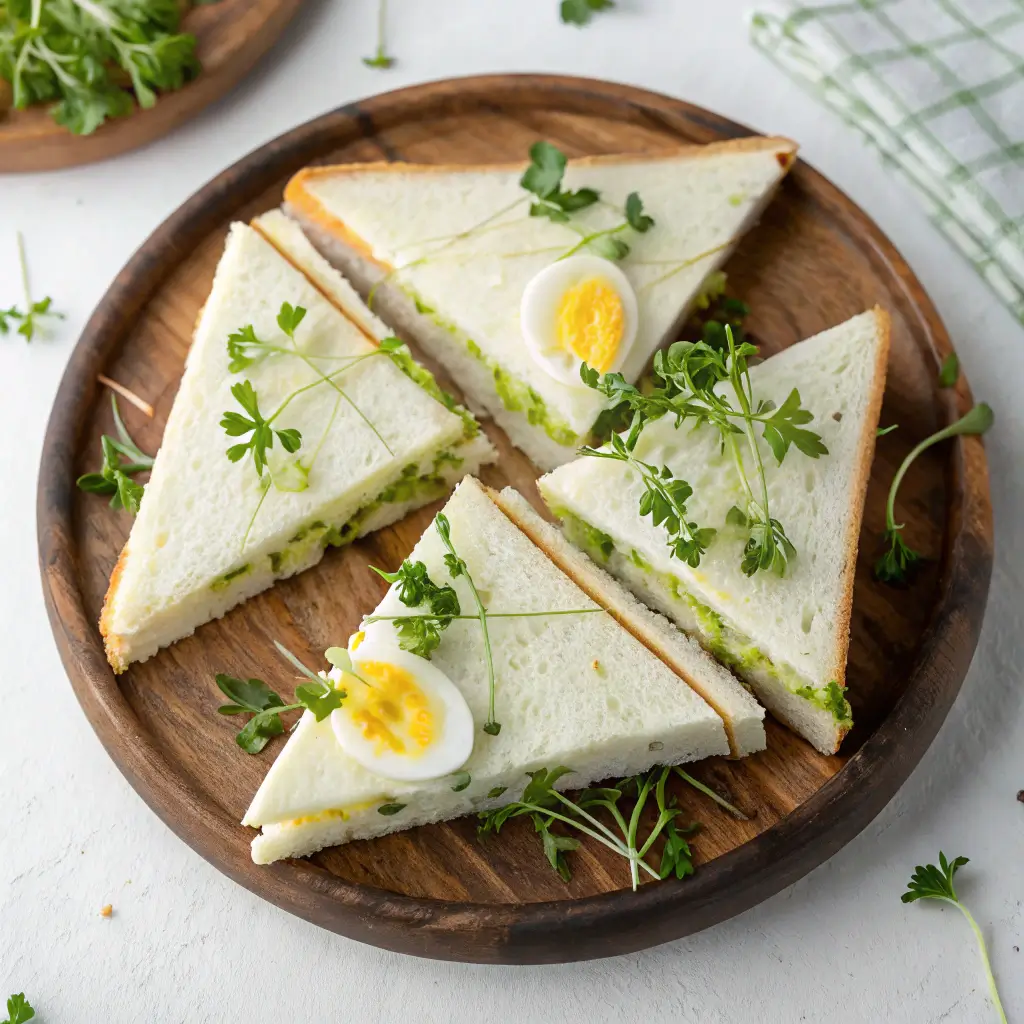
328 640 474 783
521 255 639 387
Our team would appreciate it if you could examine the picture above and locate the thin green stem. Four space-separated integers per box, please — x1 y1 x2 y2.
16 231 31 310
557 221 629 262
954 901 1007 1023
550 791 631 851
637 240 731 292
674 768 748 820
364 608 604 623
240 479 271 553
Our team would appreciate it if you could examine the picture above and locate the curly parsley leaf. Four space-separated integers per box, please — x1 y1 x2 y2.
221 380 302 478
560 0 614 26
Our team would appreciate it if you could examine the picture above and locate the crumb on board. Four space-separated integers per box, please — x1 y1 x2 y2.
1017 790 1023 804
100 904 113 918
591 659 599 670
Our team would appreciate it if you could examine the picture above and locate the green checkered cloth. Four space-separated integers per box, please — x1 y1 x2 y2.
751 0 1024 325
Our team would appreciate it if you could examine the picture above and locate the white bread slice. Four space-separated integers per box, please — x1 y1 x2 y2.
101 223 495 672
245 477 732 864
539 309 891 755
283 139 798 470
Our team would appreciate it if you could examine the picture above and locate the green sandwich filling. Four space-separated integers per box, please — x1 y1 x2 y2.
213 452 464 592
555 507 852 727
402 284 579 448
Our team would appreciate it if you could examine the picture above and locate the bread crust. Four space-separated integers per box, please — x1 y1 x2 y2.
283 135 799 275
825 306 892 748
99 544 130 674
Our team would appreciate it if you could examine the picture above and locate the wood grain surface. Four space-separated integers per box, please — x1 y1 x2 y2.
0 0 305 173
36 75 993 963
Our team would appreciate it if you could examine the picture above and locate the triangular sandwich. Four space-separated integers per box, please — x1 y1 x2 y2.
244 477 762 864
101 219 496 672
282 138 798 470
539 309 890 754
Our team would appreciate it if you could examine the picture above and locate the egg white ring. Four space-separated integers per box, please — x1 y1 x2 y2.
330 641 475 783
520 255 639 388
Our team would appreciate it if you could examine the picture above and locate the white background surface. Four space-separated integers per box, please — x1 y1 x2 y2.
1 2 1022 1021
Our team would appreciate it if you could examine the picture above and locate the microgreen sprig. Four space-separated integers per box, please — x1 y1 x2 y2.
215 641 346 754
434 512 500 735
1 232 63 341
902 853 1007 1023
363 0 394 68
221 379 303 478
479 765 698 890
520 141 600 223
559 190 655 262
875 403 993 584
370 558 462 658
580 414 716 568
581 325 825 576
76 394 155 515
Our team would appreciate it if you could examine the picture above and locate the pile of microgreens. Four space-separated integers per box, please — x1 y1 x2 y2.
874 350 993 584
76 394 155 515
903 852 1007 1022
579 324 827 577
1 232 63 342
0 0 201 136
365 512 604 736
220 301 424 547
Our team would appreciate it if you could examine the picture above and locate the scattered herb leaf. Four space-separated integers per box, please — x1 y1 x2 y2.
450 771 472 793
876 403 993 584
76 395 154 515
559 0 614 26
363 0 394 68
1 232 64 341
938 353 960 388
902 853 1007 1023
3 994 34 1024
377 802 406 815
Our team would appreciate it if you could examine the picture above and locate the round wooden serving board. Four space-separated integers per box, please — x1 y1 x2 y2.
0 0 305 174
38 75 993 964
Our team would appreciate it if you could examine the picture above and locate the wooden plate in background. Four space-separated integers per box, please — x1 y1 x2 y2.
0 0 305 174
37 75 993 963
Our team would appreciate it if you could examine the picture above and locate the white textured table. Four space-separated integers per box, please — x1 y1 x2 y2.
2 2 1021 1021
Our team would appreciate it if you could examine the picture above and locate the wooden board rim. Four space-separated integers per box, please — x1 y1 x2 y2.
0 0 306 174
36 74 994 963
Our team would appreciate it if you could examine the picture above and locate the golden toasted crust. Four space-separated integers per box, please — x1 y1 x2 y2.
284 136 799 274
484 485 741 756
826 305 892 748
99 544 130 674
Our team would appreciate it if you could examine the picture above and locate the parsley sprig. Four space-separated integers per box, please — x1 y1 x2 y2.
0 0 200 135
370 558 461 658
2 994 34 1024
215 641 346 754
1 232 63 341
875 403 993 584
479 765 698 890
581 325 825 576
902 853 1007 1023
519 141 654 260
76 394 155 515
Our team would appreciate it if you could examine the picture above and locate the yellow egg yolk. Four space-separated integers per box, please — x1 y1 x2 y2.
345 660 439 758
555 276 625 373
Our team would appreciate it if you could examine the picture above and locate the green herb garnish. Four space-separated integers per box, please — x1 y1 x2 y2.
370 559 461 658
581 325 825 576
876 424 899 437
450 771 472 792
1 232 63 341
215 642 346 754
520 141 599 223
222 379 303 478
377 802 406 815
875 403 993 584
2 994 34 1024
479 765 697 890
363 0 394 68
76 394 154 515
938 353 960 388
580 415 715 567
0 0 200 135
559 0 614 26
902 853 1007 1023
